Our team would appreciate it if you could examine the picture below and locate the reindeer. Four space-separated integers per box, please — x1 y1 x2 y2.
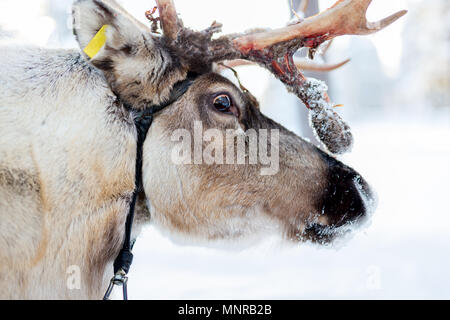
0 0 406 299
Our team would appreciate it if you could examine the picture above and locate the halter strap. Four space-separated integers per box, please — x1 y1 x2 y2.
103 74 197 300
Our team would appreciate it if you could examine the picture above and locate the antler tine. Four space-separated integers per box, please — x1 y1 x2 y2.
296 58 350 72
233 0 407 53
155 0 182 41
366 9 408 34
220 58 350 73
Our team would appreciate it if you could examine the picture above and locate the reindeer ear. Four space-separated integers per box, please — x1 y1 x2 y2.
72 0 187 107
72 0 149 68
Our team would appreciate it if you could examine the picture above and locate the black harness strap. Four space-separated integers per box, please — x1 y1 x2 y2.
103 74 197 300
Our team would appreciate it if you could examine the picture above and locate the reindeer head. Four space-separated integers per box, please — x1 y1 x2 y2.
73 0 405 244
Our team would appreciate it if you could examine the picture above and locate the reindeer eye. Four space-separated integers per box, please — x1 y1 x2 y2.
213 94 233 115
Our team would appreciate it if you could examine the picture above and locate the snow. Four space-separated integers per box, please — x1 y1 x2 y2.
125 113 450 299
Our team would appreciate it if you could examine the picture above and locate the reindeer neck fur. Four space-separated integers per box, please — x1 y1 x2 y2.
0 43 153 299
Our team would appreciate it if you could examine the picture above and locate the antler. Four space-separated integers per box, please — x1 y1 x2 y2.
153 0 407 154
155 0 182 41
233 0 407 54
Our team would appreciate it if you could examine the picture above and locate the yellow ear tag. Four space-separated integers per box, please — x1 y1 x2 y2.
83 25 109 59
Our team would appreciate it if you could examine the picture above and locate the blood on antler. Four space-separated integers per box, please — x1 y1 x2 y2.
154 0 407 154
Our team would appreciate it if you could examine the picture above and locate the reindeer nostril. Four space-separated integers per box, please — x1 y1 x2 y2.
321 163 373 227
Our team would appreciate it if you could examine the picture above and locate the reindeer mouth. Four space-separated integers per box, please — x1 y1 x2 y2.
294 212 370 244
297 173 377 245
300 222 356 244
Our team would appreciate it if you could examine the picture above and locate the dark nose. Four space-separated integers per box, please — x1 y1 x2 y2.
321 159 375 227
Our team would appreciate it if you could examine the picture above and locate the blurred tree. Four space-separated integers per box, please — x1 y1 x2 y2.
45 0 76 48
396 0 450 109
328 36 388 120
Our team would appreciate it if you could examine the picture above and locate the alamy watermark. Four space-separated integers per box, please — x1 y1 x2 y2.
170 121 280 176
66 265 81 290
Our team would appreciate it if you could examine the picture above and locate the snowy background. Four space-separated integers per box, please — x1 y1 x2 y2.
1 0 449 299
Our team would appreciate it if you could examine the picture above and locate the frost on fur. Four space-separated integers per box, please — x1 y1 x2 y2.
301 78 353 154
